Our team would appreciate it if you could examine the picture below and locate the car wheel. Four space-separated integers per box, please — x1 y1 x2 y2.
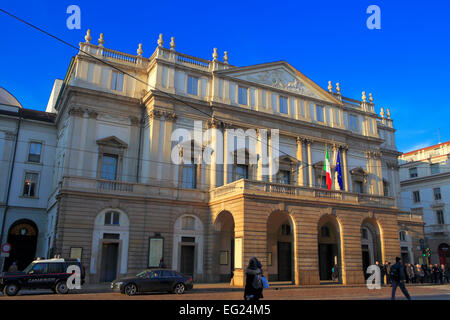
55 281 69 294
173 283 185 294
4 283 20 296
124 283 137 296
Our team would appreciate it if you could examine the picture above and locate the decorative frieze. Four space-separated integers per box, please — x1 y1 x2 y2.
68 106 85 117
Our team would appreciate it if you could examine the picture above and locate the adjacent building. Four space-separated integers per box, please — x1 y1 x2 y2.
399 141 450 266
0 87 56 271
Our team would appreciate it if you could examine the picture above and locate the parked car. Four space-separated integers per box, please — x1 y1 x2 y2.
0 258 85 296
111 269 193 295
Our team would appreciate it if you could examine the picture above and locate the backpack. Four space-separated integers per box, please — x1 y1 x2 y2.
252 273 263 289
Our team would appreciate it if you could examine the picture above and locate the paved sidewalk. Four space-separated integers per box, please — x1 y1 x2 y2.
79 281 450 294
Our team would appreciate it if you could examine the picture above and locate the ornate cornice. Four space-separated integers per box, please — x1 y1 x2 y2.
68 106 84 117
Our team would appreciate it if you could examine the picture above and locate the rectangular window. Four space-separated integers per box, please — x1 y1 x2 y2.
182 164 197 189
355 181 364 194
316 105 324 122
238 86 248 105
28 142 42 163
349 114 358 131
413 190 421 203
23 172 38 197
278 170 291 184
101 154 118 180
111 71 124 91
104 211 120 226
431 163 440 174
279 96 288 114
383 181 389 197
235 164 248 180
436 210 445 225
433 187 442 201
187 76 198 95
409 167 418 178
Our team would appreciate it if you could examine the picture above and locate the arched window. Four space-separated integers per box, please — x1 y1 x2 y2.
182 216 196 230
281 224 291 236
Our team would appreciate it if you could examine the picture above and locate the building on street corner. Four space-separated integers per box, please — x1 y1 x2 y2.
399 142 450 266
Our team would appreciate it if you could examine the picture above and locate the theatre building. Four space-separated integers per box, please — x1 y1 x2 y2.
45 31 423 285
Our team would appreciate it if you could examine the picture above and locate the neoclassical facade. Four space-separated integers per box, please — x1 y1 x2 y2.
43 31 423 285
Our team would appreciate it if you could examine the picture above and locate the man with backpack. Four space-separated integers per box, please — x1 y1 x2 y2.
390 257 411 300
244 257 264 301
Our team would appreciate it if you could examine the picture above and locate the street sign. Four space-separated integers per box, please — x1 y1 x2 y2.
0 252 9 258
1 243 11 253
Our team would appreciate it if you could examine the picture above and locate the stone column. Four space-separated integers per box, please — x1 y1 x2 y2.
375 152 384 196
342 146 349 191
206 118 221 188
307 139 313 187
296 137 304 186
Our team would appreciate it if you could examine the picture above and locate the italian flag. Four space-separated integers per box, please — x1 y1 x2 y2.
323 148 332 190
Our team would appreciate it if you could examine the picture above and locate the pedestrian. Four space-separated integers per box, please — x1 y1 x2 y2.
406 263 415 284
390 257 412 300
332 264 339 282
244 257 264 301
443 264 450 283
423 264 430 283
432 264 441 284
429 264 435 283
159 258 165 268
8 261 18 272
415 264 424 284
439 264 446 284
384 261 391 285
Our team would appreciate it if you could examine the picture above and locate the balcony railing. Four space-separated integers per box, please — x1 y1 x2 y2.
60 177 396 208
425 224 450 234
210 179 396 208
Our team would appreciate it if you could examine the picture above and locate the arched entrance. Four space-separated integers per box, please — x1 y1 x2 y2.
90 209 130 283
213 211 235 282
172 214 204 281
438 243 450 266
317 215 341 282
5 219 38 271
361 219 382 279
267 211 294 282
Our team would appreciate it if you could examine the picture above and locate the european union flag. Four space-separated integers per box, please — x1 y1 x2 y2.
335 149 344 191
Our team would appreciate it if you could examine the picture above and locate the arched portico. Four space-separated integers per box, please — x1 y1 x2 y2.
361 218 382 279
213 210 235 282
317 214 342 282
266 211 295 282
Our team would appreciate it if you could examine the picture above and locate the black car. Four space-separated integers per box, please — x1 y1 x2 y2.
111 269 193 295
0 258 85 296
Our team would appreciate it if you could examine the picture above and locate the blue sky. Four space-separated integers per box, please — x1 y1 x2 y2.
1 0 449 152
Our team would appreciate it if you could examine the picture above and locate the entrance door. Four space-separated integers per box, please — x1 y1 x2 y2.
180 245 195 277
5 221 38 272
319 244 334 280
100 242 119 282
362 246 371 279
277 242 291 281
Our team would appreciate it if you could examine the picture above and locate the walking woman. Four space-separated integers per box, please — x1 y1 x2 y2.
244 257 264 301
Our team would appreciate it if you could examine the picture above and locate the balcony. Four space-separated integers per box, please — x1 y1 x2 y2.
425 224 450 235
59 176 207 202
210 179 396 208
59 177 396 208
